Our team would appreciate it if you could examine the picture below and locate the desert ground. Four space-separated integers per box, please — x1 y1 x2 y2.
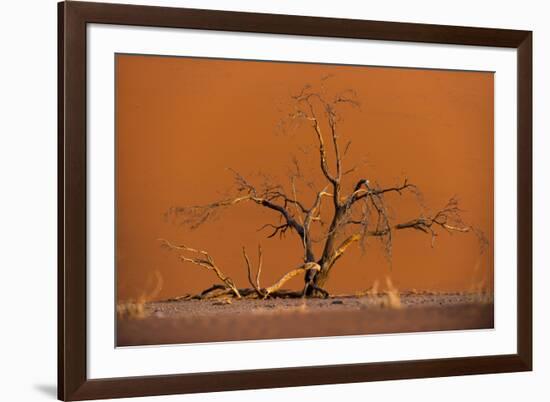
117 292 493 346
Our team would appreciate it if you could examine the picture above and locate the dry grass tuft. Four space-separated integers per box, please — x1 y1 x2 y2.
117 271 163 320
117 301 148 320
296 299 308 313
359 277 401 309
382 276 402 309
355 280 379 298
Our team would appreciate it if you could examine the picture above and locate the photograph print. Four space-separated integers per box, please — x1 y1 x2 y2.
115 54 494 346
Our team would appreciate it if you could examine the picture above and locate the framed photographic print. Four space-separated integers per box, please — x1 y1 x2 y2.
58 1 532 400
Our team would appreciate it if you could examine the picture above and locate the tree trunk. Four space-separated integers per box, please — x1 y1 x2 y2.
303 207 346 297
312 262 332 288
304 259 334 296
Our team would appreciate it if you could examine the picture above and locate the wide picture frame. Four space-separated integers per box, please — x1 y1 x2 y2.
58 1 532 400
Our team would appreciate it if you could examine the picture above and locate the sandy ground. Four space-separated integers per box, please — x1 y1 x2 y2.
117 293 493 346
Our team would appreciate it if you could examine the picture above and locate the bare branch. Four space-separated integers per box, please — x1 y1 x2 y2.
256 244 263 291
332 233 362 263
394 197 471 247
290 175 309 261
169 169 311 244
304 185 330 228
348 178 416 205
304 110 338 186
267 190 309 214
342 140 352 158
173 192 307 238
159 239 241 298
290 90 339 189
264 262 321 297
342 165 358 176
355 197 474 251
242 246 265 297
257 222 291 239
198 284 229 299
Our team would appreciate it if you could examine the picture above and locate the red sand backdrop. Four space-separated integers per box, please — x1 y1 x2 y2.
116 55 493 302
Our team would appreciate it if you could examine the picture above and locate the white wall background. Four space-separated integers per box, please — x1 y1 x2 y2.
0 0 546 401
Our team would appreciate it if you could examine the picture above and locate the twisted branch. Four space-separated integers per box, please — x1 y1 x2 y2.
264 262 321 297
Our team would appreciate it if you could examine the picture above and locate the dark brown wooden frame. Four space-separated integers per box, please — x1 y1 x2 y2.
58 1 532 400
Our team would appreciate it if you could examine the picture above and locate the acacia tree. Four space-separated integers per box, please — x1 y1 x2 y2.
164 81 484 299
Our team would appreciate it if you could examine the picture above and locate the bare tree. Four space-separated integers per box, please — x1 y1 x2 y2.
165 80 486 298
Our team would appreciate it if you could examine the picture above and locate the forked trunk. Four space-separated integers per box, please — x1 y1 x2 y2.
303 208 345 297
